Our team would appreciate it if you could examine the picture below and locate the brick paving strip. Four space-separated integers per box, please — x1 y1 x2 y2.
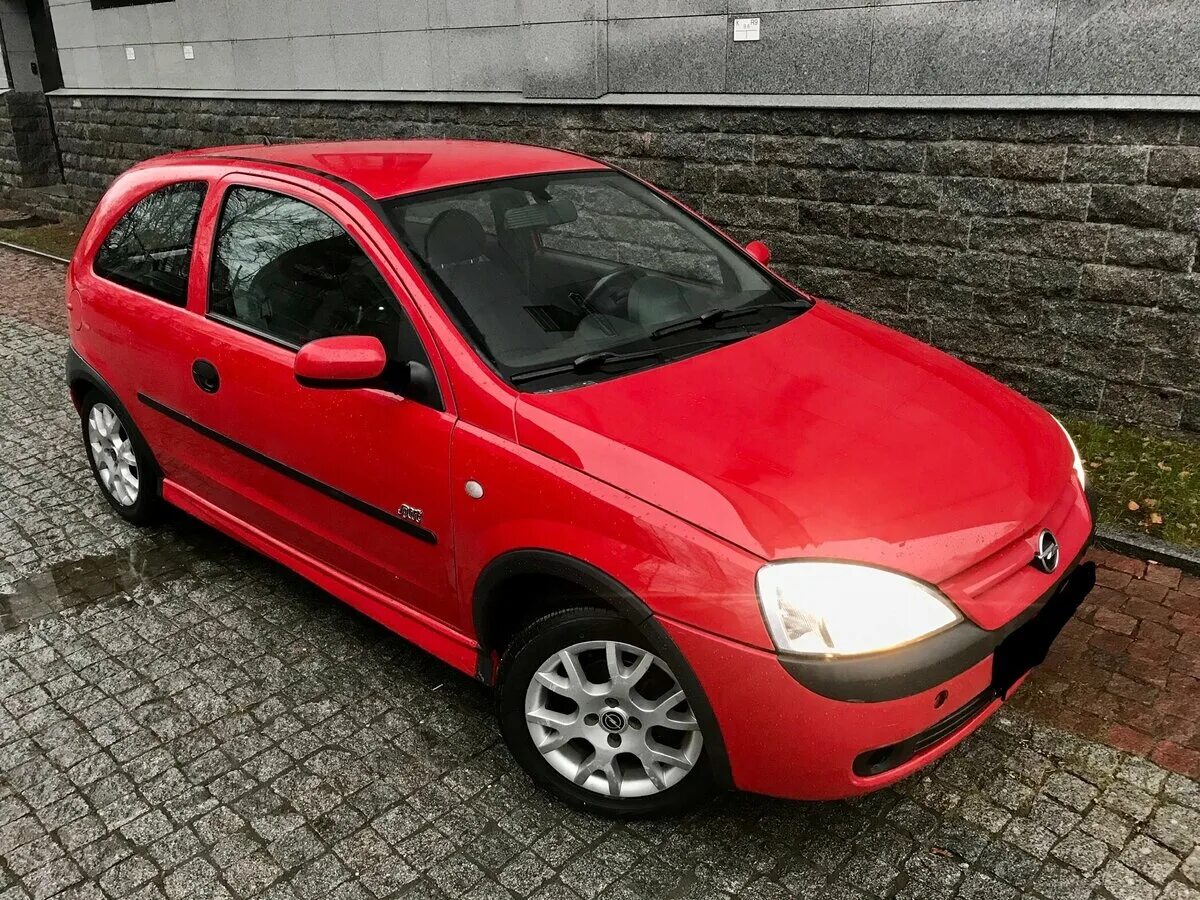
1013 551 1200 780
1 244 1198 898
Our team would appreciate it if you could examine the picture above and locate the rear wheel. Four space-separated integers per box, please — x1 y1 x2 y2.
81 390 160 524
497 608 714 817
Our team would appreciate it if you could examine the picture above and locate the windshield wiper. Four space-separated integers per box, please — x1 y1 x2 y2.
510 334 751 386
650 300 808 340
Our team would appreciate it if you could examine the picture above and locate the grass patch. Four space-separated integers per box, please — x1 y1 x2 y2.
0 220 83 259
1065 416 1200 549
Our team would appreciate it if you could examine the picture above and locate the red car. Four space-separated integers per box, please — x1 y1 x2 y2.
66 139 1095 816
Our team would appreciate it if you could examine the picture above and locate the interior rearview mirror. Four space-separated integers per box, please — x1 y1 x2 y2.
503 197 578 230
295 335 387 387
745 240 772 266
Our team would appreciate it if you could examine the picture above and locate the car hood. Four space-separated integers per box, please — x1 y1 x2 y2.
515 302 1073 590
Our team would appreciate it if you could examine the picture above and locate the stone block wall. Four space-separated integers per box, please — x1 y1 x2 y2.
0 92 60 189
39 94 1200 432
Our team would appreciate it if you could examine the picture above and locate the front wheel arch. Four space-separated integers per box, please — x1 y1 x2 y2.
472 548 732 789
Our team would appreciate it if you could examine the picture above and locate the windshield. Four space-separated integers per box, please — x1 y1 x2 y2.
384 170 809 389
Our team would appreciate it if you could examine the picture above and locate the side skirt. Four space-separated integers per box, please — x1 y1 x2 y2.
162 479 479 676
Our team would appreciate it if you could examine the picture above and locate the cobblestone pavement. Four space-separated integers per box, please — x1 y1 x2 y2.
2 245 1199 899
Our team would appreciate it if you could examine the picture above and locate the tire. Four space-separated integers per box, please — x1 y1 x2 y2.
497 607 716 817
80 388 161 525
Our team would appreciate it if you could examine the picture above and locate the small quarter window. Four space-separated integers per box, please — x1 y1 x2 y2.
93 181 206 306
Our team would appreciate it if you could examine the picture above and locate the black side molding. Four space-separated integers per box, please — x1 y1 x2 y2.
137 392 437 546
779 539 1095 703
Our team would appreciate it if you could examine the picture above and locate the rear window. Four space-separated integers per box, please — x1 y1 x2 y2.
93 182 206 306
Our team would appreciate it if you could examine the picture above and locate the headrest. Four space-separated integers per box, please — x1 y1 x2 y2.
627 276 691 326
425 209 487 267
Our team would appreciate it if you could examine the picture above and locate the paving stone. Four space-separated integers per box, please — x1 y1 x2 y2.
1185 847 1200 885
1120 835 1182 884
1052 829 1111 876
1028 860 1094 900
1148 804 1200 855
1081 805 1136 849
955 869 1017 900
1044 771 1102 812
1100 859 1158 900
1104 782 1160 822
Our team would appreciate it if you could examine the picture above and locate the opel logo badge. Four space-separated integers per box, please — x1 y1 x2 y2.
600 710 627 733
1032 529 1060 574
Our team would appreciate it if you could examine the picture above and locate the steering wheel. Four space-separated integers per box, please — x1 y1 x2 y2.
579 266 644 318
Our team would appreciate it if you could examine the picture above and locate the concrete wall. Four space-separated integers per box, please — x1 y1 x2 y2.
1 0 41 92
43 0 1200 101
43 95 1200 433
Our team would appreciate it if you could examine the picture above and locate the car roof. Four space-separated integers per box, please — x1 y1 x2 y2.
160 139 609 200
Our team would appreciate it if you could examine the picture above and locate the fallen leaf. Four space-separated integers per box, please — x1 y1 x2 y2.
1149 513 1164 525
1127 501 1141 511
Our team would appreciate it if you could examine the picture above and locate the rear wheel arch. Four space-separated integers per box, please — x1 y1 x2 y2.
67 348 111 411
472 548 732 788
67 349 162 485
69 374 106 413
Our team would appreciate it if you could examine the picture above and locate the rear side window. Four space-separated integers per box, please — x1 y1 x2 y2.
93 181 206 306
209 187 429 366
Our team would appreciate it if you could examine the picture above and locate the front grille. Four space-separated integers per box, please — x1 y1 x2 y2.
853 688 996 777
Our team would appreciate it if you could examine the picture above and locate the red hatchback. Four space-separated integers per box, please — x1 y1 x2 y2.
66 139 1095 816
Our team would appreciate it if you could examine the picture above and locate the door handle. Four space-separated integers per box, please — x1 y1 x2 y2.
192 359 220 393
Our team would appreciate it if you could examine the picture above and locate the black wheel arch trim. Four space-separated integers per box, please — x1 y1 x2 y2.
473 548 733 789
66 345 109 408
66 346 163 493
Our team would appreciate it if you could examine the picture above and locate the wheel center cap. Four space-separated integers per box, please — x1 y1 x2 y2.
600 710 627 733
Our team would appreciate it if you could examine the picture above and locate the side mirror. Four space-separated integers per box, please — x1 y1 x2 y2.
295 335 387 387
745 240 772 266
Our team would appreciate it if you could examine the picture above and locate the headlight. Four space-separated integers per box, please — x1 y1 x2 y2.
756 562 962 657
1053 416 1087 490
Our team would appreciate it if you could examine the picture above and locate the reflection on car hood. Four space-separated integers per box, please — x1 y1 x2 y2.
515 302 1073 588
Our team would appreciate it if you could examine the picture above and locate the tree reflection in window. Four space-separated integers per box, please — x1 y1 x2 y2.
209 187 408 355
93 181 206 306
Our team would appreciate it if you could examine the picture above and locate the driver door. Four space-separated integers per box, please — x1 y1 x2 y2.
163 173 457 625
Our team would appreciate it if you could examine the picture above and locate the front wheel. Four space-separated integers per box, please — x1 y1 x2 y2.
497 608 715 817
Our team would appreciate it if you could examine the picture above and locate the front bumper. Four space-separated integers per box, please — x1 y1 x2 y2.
779 542 1096 703
853 559 1095 778
662 555 1096 801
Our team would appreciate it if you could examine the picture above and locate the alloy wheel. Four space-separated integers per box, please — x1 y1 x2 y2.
524 640 703 799
88 402 139 506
